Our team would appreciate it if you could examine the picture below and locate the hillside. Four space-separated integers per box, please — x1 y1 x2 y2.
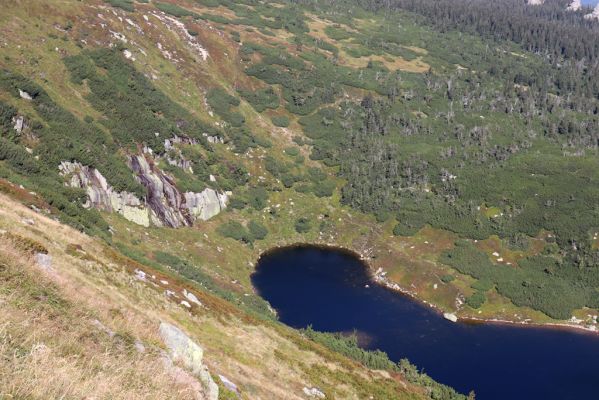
1 188 454 399
1 0 599 397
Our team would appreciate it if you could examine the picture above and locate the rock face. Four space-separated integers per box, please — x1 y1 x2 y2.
12 115 25 134
59 154 228 228
159 322 219 400
59 161 152 227
129 154 228 227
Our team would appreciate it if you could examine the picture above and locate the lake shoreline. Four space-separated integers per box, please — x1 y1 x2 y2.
255 242 599 337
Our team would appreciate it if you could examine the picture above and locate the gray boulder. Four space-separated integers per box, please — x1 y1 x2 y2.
159 322 219 400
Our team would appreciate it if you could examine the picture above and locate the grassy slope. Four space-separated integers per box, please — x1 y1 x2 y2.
0 0 596 372
0 188 430 399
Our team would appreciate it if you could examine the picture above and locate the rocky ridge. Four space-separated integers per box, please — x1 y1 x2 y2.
59 154 228 228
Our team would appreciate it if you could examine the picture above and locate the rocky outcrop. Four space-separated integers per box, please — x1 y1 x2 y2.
59 154 228 228
165 136 196 172
303 387 326 399
185 190 228 221
19 89 33 100
203 133 224 144
164 135 199 151
159 322 219 400
129 154 228 227
526 0 545 5
59 161 152 227
12 115 25 134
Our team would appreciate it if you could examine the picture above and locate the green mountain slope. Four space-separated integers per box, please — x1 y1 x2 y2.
1 0 599 397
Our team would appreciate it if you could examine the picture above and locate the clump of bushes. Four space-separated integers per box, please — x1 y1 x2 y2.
217 220 268 244
207 88 244 127
238 87 279 112
271 115 290 127
155 2 198 18
465 291 486 309
104 0 134 12
248 220 268 240
217 221 253 244
295 217 311 233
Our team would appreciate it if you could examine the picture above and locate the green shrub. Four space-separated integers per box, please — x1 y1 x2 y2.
238 87 279 112
471 279 494 292
248 220 268 240
104 0 134 11
295 217 311 233
229 197 246 209
207 88 244 126
217 221 253 243
155 2 198 18
294 183 312 193
313 180 336 197
465 291 486 309
440 274 455 283
284 147 299 157
271 115 290 127
246 186 268 210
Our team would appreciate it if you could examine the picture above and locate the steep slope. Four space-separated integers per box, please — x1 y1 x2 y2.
1 3 599 399
0 187 443 399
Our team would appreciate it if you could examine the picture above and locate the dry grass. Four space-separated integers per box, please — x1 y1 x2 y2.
306 15 430 73
0 237 198 400
0 193 427 399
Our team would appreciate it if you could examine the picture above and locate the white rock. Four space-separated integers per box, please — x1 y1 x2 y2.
183 289 202 306
159 322 219 400
13 116 25 133
35 253 52 271
122 49 135 60
19 89 33 100
443 313 458 323
134 269 146 281
303 387 326 399
218 374 238 394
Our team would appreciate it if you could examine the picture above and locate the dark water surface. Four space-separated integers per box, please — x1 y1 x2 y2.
251 246 599 400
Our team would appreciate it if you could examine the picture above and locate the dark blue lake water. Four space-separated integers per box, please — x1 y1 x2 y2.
251 246 599 400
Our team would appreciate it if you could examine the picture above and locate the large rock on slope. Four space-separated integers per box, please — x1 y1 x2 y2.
59 161 152 227
159 322 219 400
59 154 228 228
